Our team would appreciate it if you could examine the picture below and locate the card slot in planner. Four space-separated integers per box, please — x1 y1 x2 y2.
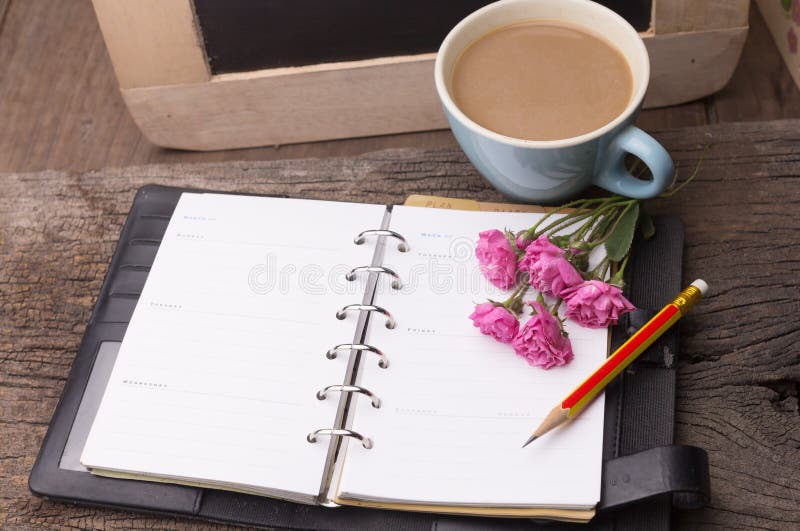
94 295 139 324
107 269 150 296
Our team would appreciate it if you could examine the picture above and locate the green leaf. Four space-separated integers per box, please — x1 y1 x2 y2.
639 210 656 240
592 213 615 240
604 203 639 262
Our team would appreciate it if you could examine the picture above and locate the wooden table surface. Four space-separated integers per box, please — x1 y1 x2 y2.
0 1 799 530
2 120 799 531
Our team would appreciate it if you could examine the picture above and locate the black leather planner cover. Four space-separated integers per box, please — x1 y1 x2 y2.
29 185 709 530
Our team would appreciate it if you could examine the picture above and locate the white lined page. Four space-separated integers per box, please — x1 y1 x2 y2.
82 193 387 501
338 206 606 508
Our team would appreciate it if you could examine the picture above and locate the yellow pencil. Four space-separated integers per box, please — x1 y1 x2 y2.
523 279 708 447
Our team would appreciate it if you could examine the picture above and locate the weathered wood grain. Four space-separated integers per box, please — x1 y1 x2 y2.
1 0 799 175
1 119 798 529
0 0 9 29
91 0 209 89
654 0 749 34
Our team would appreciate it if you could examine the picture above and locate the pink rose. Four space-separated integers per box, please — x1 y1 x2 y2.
518 236 583 296
469 303 520 344
518 235 562 272
512 301 574 369
475 229 518 289
561 280 635 329
528 256 583 297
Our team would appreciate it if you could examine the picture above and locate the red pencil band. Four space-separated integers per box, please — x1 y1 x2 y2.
523 279 708 447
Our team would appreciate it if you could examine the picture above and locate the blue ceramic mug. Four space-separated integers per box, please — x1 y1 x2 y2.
434 0 673 203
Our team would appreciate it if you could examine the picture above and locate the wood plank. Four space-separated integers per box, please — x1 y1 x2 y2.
655 0 749 34
636 101 707 130
0 0 9 29
644 27 748 108
90 0 209 88
120 25 745 151
1 119 799 529
709 6 800 123
0 0 129 172
122 53 447 150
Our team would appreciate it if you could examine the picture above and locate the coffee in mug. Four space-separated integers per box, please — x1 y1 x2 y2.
434 0 674 203
451 20 633 141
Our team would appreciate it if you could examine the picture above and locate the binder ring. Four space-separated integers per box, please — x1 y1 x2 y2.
354 230 409 252
345 266 402 290
307 428 373 449
316 385 381 408
336 304 396 329
326 343 389 368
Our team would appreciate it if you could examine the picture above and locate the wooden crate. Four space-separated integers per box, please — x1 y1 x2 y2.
92 0 749 151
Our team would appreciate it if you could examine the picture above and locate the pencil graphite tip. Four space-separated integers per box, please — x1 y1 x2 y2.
521 435 538 448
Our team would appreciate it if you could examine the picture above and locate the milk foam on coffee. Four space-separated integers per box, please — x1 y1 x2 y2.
451 20 633 141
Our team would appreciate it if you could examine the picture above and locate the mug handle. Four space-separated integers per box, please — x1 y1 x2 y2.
592 125 674 199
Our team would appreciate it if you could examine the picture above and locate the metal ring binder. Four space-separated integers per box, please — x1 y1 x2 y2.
316 385 381 408
336 304 396 329
312 224 406 480
326 343 389 368
354 229 410 252
345 266 402 290
307 428 374 449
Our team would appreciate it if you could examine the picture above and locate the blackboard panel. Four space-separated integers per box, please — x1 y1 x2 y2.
601 0 652 31
194 0 653 75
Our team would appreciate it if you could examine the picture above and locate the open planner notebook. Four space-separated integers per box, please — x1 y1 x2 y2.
81 193 608 522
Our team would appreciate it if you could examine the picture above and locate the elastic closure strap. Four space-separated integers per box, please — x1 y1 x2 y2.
599 445 710 511
618 308 677 367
